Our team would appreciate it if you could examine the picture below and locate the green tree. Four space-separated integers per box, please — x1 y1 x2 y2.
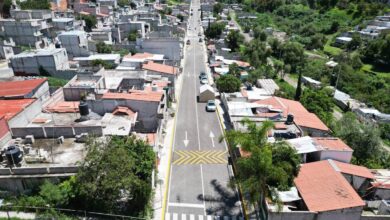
281 42 305 72
72 136 155 216
128 30 138 41
228 63 241 78
205 22 226 39
216 74 241 93
300 88 334 125
91 59 115 69
118 0 129 7
96 42 112 53
242 39 270 67
18 0 50 9
1 0 12 18
213 3 224 15
347 33 362 51
333 112 383 168
177 14 184 22
253 27 267 41
80 14 97 32
225 30 244 52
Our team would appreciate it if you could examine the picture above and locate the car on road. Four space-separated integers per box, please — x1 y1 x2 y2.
186 40 191 45
199 38 203 42
206 100 216 112
199 72 206 79
200 76 208 84
198 32 202 36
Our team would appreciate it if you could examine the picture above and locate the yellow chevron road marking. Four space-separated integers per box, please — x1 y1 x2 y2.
173 150 228 165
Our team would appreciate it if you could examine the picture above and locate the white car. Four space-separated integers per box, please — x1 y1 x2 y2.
200 76 208 84
206 100 216 112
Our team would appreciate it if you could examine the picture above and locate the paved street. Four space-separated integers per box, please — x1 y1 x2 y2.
164 0 243 219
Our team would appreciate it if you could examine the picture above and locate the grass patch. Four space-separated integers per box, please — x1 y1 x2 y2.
361 64 390 79
324 44 342 57
323 34 342 57
44 77 69 87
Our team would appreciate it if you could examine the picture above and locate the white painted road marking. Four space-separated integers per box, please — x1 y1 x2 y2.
168 202 205 208
184 131 189 147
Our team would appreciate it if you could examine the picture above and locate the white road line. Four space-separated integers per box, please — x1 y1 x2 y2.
168 203 205 208
190 214 195 220
165 212 170 220
198 215 204 220
200 164 206 215
173 213 178 220
206 216 212 220
193 35 201 151
182 213 187 220
166 165 173 213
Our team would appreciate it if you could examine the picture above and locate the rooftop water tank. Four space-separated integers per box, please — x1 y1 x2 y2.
79 102 89 116
5 145 23 165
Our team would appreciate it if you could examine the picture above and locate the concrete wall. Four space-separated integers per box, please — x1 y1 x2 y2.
268 211 316 220
269 207 363 220
319 150 353 163
11 49 70 75
0 19 47 46
58 32 91 57
137 37 182 61
0 166 77 193
8 99 42 128
11 126 103 138
87 99 161 132
31 80 50 102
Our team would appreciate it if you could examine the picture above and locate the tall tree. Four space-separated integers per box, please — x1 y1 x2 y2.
295 71 302 101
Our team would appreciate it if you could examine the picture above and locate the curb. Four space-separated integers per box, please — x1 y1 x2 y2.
215 105 249 220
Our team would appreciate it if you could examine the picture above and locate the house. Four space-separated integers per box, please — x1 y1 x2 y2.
58 31 91 57
0 99 42 128
302 76 321 88
353 107 390 123
254 97 329 136
10 48 70 76
74 54 121 68
0 9 52 47
287 136 353 163
268 160 370 220
0 78 49 102
117 52 165 70
199 84 215 102
63 75 105 101
335 36 352 45
333 89 361 111
95 91 166 132
142 61 179 88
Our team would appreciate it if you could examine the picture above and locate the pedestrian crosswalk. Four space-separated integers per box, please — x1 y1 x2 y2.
165 212 244 220
172 150 227 165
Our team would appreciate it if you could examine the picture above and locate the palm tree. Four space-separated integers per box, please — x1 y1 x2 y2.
221 119 300 219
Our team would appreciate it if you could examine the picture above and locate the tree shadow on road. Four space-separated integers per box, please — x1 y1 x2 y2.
197 179 242 217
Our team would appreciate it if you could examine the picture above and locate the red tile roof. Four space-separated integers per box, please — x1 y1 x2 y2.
255 97 329 131
102 91 163 102
0 78 47 98
313 137 353 152
294 160 365 212
142 61 178 75
112 106 136 117
45 101 80 113
127 52 154 59
333 160 374 179
0 99 36 120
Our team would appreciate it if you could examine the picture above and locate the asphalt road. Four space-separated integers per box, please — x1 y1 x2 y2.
165 1 243 219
